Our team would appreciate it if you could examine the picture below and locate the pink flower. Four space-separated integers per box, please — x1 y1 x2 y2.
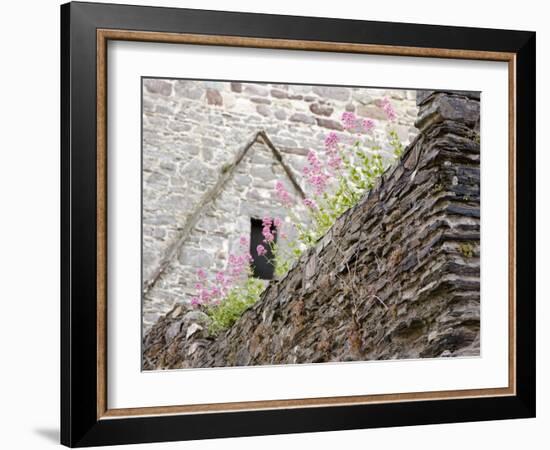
381 97 397 121
256 244 267 256
262 217 273 228
191 239 258 308
324 132 344 173
199 289 211 302
311 175 329 195
341 111 358 131
328 155 342 171
304 151 330 195
273 217 283 228
227 252 249 279
362 118 375 133
262 225 275 243
303 198 317 209
275 181 293 206
324 132 340 151
307 150 321 168
196 268 207 279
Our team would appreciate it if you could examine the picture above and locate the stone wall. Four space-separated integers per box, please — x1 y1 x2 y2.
142 91 481 369
142 79 418 331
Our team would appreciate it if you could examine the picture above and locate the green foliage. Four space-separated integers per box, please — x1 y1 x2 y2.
269 132 402 274
273 244 292 277
205 277 265 334
302 146 388 245
389 129 404 158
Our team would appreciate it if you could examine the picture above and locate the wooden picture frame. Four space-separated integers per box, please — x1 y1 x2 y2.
61 1 535 447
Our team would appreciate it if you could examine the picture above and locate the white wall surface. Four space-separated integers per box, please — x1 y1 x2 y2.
0 0 546 448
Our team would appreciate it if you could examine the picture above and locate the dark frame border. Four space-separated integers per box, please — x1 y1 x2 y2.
99 33 516 416
61 1 535 447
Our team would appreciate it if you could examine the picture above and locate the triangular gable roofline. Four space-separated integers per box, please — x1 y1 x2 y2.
143 130 305 296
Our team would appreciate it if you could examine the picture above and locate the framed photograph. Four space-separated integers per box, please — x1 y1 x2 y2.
61 1 536 447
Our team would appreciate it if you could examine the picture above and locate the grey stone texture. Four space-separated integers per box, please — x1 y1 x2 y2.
142 92 481 369
142 78 418 333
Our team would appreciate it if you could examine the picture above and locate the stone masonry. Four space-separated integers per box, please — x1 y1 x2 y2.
142 91 481 369
142 79 418 332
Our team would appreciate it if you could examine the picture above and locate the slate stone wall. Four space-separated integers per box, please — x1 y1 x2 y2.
142 79 418 331
142 91 481 369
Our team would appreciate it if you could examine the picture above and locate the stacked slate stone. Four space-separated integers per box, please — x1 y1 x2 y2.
142 91 481 370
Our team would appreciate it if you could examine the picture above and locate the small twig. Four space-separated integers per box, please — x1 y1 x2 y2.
373 254 383 274
369 294 389 310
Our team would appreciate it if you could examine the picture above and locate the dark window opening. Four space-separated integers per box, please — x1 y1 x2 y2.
250 218 276 280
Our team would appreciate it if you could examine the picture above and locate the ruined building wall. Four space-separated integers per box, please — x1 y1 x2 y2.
143 137 309 330
142 79 418 330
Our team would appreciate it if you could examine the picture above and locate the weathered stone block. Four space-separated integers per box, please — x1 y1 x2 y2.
206 88 223 106
144 79 173 96
178 248 213 267
415 93 480 131
309 103 334 116
270 89 288 99
289 113 316 125
316 118 344 131
312 86 350 101
256 104 271 117
274 109 287 120
251 97 271 105
230 82 242 92
244 84 269 97
174 81 204 99
357 104 387 120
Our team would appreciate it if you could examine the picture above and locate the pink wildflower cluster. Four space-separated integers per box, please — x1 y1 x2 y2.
381 97 397 121
261 217 275 243
341 111 357 131
324 131 339 151
274 97 394 229
275 181 293 207
341 111 377 134
362 118 375 132
190 236 252 308
324 132 343 172
256 216 284 257
303 150 331 195
327 152 342 171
